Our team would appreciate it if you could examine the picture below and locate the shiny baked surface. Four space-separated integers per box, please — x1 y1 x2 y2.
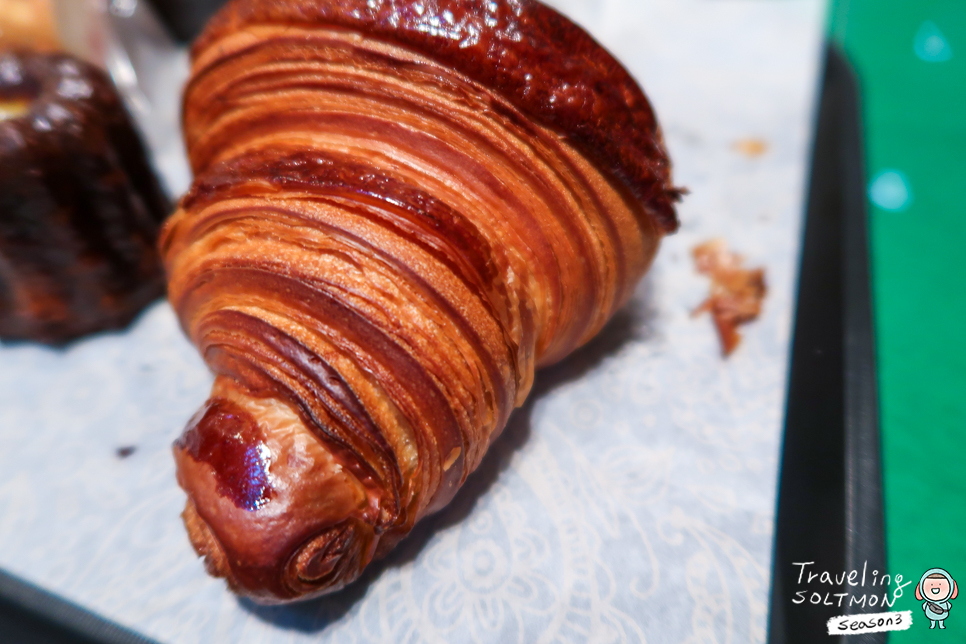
0 51 169 343
195 0 681 234
164 0 676 602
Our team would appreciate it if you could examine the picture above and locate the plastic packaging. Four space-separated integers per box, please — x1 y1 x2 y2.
46 0 191 199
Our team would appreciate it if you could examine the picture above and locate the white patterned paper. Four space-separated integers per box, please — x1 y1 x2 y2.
0 1 825 642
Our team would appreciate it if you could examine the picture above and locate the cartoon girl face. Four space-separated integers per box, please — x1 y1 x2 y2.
924 577 952 601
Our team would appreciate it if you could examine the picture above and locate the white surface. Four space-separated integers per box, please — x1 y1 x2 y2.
0 1 825 642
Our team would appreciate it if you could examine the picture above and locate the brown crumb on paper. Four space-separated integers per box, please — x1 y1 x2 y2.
692 239 766 357
733 138 769 158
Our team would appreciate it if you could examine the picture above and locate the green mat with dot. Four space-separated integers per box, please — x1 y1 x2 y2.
830 0 966 639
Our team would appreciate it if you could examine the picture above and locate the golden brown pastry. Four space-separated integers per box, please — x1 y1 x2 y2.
163 0 680 603
0 50 169 343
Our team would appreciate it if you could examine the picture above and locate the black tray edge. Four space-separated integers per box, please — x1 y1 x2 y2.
0 568 159 644
767 43 887 644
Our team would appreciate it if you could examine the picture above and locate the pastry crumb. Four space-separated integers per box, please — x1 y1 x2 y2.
692 239 766 357
733 138 769 157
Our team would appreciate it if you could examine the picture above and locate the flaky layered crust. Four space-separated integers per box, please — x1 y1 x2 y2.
195 0 681 233
164 0 678 603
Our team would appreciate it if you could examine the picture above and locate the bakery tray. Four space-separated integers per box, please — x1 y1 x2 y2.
768 46 886 644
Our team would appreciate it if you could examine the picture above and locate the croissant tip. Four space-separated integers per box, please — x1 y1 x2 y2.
182 499 231 581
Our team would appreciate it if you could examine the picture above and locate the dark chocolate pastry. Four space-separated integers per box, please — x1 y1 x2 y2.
164 0 680 603
0 51 169 344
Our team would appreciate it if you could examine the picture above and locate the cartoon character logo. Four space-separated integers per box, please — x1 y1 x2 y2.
916 568 959 629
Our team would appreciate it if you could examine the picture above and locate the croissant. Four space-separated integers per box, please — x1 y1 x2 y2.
162 0 680 603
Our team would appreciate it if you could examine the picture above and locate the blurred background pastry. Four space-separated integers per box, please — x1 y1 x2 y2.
0 50 169 343
0 0 61 52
